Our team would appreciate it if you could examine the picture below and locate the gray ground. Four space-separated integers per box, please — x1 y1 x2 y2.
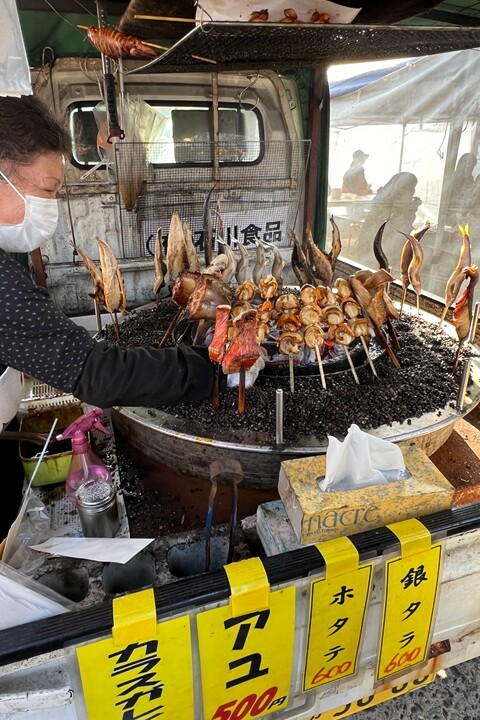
348 658 478 719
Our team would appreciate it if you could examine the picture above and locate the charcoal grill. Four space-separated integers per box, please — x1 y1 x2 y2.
112 306 480 488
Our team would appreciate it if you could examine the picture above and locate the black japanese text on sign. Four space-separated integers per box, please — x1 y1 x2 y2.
304 537 374 692
196 557 296 720
75 589 194 720
376 519 444 683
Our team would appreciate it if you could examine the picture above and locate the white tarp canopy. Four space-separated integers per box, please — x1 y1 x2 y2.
328 49 480 299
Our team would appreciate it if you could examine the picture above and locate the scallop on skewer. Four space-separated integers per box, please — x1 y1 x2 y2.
304 325 327 389
334 323 360 384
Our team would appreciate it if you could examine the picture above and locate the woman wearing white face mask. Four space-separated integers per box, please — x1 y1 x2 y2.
0 96 216 538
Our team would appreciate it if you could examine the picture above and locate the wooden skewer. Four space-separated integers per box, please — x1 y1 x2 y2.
416 293 420 317
158 307 184 348
143 41 170 51
452 340 463 374
314 344 327 389
399 286 407 318
191 54 218 65
386 317 400 351
289 355 295 393
238 366 246 414
212 365 220 410
360 336 377 377
344 346 360 384
134 14 198 23
78 24 90 30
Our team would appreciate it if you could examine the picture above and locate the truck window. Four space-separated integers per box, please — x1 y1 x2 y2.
68 101 263 168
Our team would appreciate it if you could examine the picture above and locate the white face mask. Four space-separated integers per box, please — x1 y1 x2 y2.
0 170 59 253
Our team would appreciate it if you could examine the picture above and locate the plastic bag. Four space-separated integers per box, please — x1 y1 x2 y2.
0 0 32 97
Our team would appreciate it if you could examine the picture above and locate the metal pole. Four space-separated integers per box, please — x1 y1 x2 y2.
275 388 284 445
467 301 480 344
456 358 472 412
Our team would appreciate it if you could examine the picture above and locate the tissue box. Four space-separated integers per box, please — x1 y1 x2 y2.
277 441 454 544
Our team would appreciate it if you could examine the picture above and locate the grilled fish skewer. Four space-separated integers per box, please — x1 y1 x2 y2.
235 240 250 284
452 264 478 373
439 224 472 328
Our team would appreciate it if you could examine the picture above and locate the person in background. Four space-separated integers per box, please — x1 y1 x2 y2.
356 171 421 269
342 149 372 196
448 152 477 226
0 95 215 538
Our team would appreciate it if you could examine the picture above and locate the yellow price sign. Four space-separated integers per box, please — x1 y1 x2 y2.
197 584 296 720
376 520 444 682
303 538 374 692
76 613 194 720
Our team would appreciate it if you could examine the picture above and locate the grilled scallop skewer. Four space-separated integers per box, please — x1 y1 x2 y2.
278 331 303 393
324 305 360 384
304 325 327 389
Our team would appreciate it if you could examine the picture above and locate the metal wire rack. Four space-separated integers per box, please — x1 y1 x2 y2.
115 139 310 259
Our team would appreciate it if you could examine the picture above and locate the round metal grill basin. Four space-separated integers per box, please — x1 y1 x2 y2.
112 307 480 488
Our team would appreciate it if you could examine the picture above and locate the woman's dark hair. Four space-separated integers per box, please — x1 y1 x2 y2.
0 95 70 166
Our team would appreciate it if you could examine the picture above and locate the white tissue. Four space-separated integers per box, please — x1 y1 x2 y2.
319 424 407 492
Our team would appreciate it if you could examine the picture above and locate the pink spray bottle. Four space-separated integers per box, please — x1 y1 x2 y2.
57 408 112 504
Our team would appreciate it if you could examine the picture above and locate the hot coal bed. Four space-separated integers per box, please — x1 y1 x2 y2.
102 298 476 446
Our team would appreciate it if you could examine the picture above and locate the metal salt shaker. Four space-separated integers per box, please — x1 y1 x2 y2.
75 478 120 538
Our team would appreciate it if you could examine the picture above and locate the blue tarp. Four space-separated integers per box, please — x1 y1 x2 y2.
329 60 419 97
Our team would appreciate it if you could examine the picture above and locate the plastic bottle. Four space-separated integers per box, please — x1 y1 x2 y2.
57 408 113 504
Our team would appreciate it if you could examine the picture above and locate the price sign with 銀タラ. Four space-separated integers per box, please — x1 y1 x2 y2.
376 519 444 683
